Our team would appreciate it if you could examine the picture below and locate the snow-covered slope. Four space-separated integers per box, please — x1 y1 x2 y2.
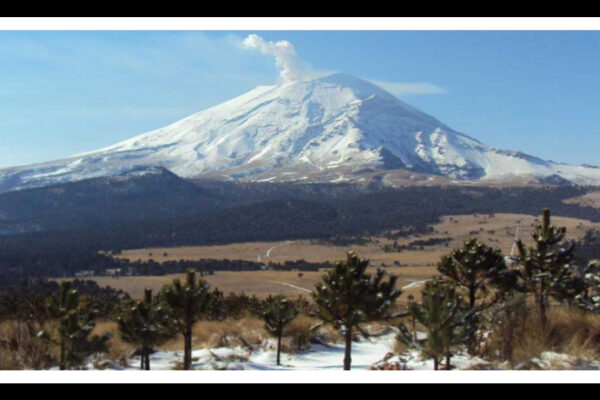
1 72 599 193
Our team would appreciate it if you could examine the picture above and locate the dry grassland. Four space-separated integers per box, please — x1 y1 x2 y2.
564 191 600 209
83 268 431 301
120 213 598 266
80 213 599 300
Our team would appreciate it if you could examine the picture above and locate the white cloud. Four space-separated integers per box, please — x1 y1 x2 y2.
242 34 308 82
369 80 447 97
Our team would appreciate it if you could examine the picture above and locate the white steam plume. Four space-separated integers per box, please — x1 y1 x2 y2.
242 34 307 82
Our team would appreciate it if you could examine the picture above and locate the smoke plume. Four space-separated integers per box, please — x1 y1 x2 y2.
242 34 307 82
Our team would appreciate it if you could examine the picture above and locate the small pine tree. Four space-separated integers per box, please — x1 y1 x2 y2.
398 277 469 370
161 268 217 370
438 238 517 352
38 281 111 370
438 238 515 310
313 251 401 370
117 289 175 370
515 208 580 327
262 295 299 366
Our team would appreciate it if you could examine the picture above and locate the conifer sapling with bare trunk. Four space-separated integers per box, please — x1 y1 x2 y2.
37 281 111 370
515 208 580 327
262 295 299 366
117 288 174 370
398 277 469 370
312 251 401 370
438 238 516 352
161 268 218 370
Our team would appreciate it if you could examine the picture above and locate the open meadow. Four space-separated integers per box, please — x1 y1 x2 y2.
119 213 599 266
81 213 600 300
68 267 435 301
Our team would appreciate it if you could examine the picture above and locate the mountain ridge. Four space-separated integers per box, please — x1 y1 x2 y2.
1 72 599 193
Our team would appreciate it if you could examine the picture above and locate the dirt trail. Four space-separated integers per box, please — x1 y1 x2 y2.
264 280 312 293
259 241 294 262
401 280 428 290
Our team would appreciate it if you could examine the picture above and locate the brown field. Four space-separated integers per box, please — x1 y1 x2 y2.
564 191 600 209
79 266 434 300
119 213 599 267
77 213 600 300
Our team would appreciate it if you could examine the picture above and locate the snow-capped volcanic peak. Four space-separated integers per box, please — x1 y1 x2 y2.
1 72 599 193
94 72 432 176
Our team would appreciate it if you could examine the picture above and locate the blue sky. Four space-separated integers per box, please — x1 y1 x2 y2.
1 30 599 168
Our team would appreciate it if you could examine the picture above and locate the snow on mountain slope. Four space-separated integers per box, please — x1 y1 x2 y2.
1 72 599 193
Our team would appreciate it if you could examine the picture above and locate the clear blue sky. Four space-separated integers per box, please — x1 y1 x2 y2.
1 30 599 168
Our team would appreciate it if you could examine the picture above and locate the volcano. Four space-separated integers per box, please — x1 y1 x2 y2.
1 72 598 193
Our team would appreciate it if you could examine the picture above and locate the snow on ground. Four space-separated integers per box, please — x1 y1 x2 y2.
91 334 399 371
84 331 509 371
376 350 490 371
88 330 600 371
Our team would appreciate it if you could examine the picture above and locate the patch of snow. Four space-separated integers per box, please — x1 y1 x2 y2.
376 350 490 371
256 177 277 183
330 176 350 183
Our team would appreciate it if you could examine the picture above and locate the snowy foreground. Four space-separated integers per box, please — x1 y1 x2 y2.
86 333 600 371
89 334 397 371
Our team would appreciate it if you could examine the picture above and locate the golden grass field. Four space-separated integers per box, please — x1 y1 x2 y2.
120 212 599 266
76 213 600 300
564 191 600 209
83 267 433 300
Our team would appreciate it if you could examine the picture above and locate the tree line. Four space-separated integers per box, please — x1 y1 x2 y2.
0 250 330 282
2 184 599 264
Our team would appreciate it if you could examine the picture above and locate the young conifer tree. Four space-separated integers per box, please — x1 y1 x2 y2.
262 295 299 366
313 251 401 370
437 238 516 352
161 268 217 370
515 208 579 327
398 277 468 370
117 288 174 370
38 281 111 370
438 238 514 310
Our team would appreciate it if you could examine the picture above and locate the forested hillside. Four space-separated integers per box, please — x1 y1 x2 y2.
1 175 600 278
